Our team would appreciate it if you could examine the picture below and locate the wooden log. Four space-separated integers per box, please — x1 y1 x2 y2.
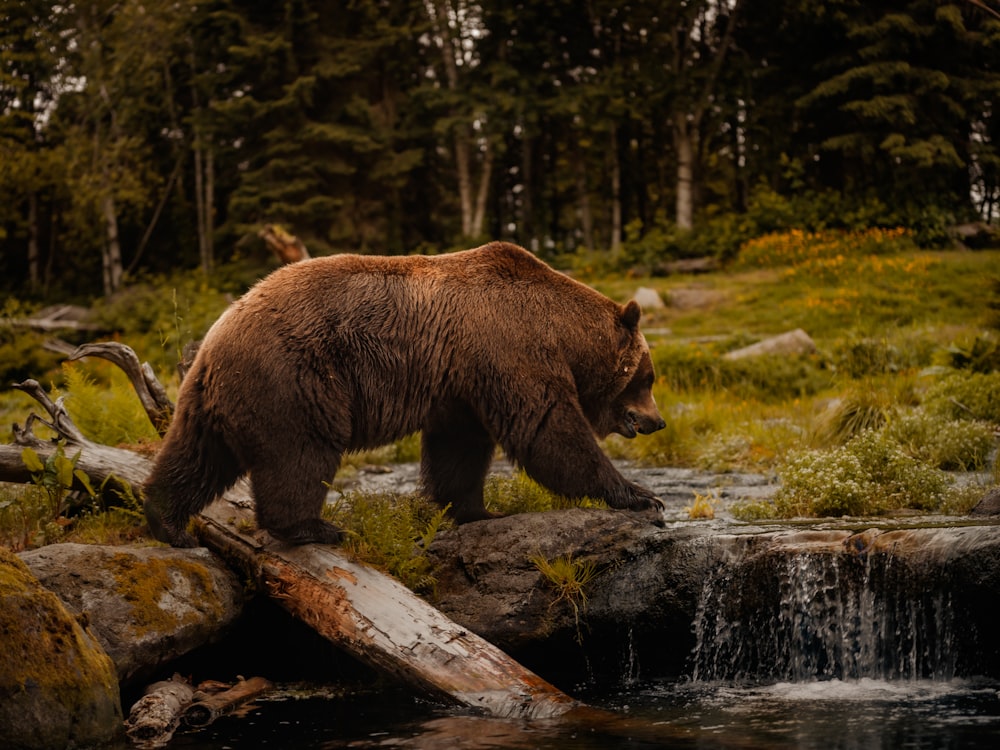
124 674 195 745
259 224 310 264
182 676 273 728
68 342 174 436
197 498 580 719
1 373 581 720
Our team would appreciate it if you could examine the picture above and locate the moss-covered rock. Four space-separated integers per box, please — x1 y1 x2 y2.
20 543 246 686
0 547 122 749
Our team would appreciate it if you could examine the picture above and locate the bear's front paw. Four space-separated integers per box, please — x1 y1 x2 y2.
619 486 665 513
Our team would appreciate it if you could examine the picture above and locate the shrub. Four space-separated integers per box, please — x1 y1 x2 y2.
923 372 1000 423
764 430 950 518
815 386 897 445
650 342 831 401
0 299 63 385
324 491 450 595
733 227 915 272
887 409 995 471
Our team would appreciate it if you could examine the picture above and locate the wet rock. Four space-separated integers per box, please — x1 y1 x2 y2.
0 547 122 750
20 543 246 686
428 509 1000 681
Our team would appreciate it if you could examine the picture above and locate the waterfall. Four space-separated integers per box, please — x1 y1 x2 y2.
689 546 957 683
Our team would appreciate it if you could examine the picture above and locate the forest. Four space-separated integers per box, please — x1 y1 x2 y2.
1 0 1000 299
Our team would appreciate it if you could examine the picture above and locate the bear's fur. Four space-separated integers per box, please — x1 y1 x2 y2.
144 242 666 547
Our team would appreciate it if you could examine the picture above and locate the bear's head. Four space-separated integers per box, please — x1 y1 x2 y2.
597 300 667 440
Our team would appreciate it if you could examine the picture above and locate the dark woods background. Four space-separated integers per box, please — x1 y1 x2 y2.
2 0 999 299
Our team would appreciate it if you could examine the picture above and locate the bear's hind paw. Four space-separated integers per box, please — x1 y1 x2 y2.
268 519 345 546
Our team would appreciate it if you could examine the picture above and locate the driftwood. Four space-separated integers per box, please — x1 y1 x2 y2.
125 674 195 746
259 224 310 264
182 676 274 728
9 304 106 333
68 342 174 435
1 349 581 720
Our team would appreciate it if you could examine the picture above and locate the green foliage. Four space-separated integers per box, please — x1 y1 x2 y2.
324 492 451 595
932 333 1000 374
923 372 1000 423
484 471 606 516
887 410 995 472
650 342 831 401
816 385 897 445
529 552 600 642
745 430 951 519
89 271 233 373
1 443 95 549
59 364 159 447
0 299 63 384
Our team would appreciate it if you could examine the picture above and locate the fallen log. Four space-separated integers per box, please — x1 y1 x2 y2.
125 674 195 746
1 364 581 720
182 676 274 728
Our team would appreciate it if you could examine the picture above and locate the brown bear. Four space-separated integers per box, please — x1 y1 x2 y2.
143 242 666 547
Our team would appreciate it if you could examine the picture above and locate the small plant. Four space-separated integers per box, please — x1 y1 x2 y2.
324 491 451 595
529 552 601 643
21 443 96 520
59 364 161 447
685 490 720 519
484 471 605 515
2 443 97 548
816 385 897 445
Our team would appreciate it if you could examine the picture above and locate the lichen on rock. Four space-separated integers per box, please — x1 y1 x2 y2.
0 547 123 749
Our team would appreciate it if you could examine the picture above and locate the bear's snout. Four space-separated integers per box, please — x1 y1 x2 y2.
621 408 666 438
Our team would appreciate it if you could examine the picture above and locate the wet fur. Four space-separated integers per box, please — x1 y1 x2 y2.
144 242 665 547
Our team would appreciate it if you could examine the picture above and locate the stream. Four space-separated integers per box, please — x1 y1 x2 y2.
140 462 1000 749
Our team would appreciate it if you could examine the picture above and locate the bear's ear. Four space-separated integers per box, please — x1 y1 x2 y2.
621 300 641 330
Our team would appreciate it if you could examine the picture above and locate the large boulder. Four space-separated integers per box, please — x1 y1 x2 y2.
0 547 122 750
20 543 246 685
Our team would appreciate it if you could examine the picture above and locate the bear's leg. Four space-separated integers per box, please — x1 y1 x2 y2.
144 408 245 548
511 402 664 512
421 403 497 523
250 450 345 545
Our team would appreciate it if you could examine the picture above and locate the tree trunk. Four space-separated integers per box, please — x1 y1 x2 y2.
674 121 695 232
471 138 493 240
576 150 594 252
101 193 123 296
427 0 491 242
28 191 40 292
609 125 622 254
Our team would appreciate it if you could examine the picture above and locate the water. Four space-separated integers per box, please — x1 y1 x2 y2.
149 545 1000 748
160 677 1000 749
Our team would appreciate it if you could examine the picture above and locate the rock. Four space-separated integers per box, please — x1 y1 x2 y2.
632 287 665 310
949 222 997 249
428 511 1000 681
665 287 727 310
0 547 123 750
723 328 816 360
656 257 720 275
19 543 246 686
971 486 1000 516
